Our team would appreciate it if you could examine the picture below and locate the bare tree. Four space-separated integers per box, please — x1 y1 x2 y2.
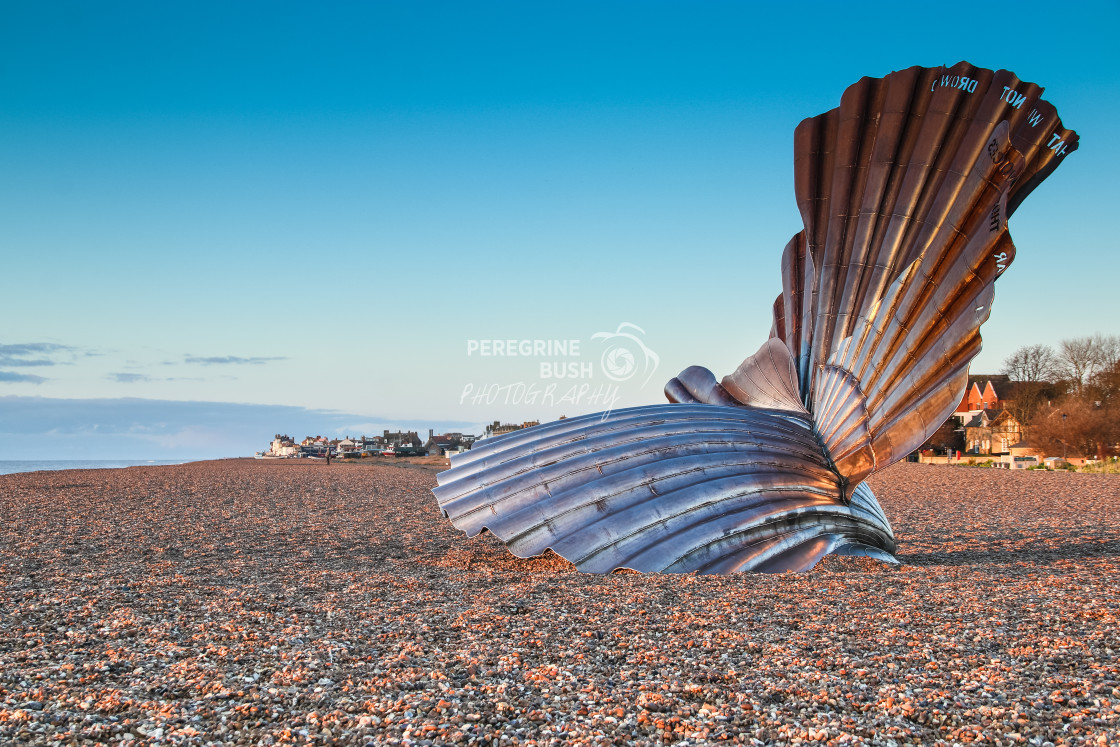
1095 333 1120 372
1088 334 1120 403
1030 398 1118 461
1002 380 1061 434
1001 344 1059 382
1000 344 1061 429
1057 336 1100 393
921 416 964 455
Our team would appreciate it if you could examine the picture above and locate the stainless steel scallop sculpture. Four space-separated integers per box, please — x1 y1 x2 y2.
434 62 1078 573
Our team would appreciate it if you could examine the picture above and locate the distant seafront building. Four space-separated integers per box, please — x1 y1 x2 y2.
483 420 541 439
953 376 1009 419
360 435 385 455
917 375 1083 461
383 430 422 448
946 375 1012 454
265 428 485 458
424 429 478 456
963 409 1024 455
270 434 299 457
920 376 1019 459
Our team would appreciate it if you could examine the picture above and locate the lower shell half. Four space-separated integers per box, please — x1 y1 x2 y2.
434 404 897 573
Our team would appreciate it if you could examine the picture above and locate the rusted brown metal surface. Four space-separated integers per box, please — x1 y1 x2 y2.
434 62 1077 573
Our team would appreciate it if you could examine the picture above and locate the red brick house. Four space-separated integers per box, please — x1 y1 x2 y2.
954 376 1010 417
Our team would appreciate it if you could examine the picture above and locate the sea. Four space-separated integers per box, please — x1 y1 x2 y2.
0 459 193 476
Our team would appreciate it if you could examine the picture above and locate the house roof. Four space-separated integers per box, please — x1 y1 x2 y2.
967 374 1011 387
963 409 1000 428
989 410 1021 427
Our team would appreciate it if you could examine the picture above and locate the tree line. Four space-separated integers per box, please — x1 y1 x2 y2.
921 334 1119 460
1001 334 1119 459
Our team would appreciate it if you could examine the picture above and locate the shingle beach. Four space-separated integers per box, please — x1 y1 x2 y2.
2 459 1118 745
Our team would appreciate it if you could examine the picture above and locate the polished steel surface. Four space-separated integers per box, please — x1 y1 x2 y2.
435 62 1077 573
435 405 896 573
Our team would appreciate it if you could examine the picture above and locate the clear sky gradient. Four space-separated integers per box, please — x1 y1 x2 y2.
2 1 1118 458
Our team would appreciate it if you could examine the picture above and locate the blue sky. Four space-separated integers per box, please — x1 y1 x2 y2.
2 1 1118 458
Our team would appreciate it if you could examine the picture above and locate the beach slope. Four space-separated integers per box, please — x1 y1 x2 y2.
2 459 1118 743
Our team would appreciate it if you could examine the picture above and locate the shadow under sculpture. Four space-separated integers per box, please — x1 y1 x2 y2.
433 62 1078 574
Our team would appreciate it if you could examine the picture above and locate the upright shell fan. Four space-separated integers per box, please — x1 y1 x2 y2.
434 62 1078 573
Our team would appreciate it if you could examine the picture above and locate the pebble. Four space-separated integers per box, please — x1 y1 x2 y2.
0 459 1117 743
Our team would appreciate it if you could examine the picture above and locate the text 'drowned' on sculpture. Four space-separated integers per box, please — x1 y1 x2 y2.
433 62 1078 573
